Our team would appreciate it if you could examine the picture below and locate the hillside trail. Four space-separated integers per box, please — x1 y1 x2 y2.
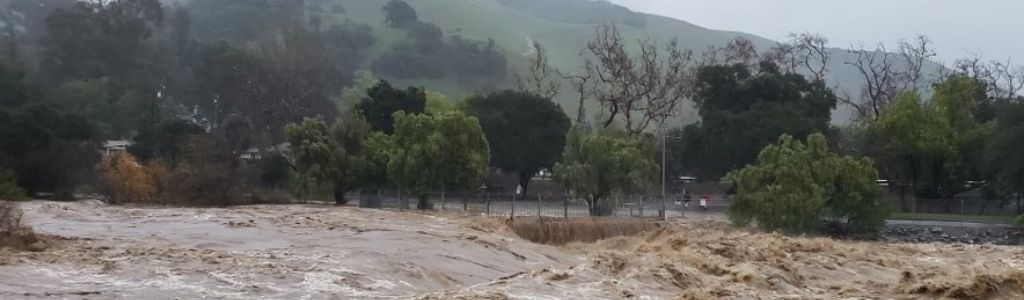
2 200 1023 299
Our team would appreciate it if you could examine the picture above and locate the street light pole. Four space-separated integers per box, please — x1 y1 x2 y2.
661 125 667 221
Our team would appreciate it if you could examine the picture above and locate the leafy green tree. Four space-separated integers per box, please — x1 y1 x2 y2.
379 111 489 210
425 91 454 114
868 91 955 212
681 61 837 180
727 134 888 234
0 107 99 199
384 112 438 209
0 167 25 201
0 64 38 108
930 76 994 210
43 78 151 138
128 120 205 162
446 36 509 88
39 0 163 83
985 101 1024 213
463 91 571 193
285 115 371 205
553 127 657 216
356 80 427 134
433 111 490 207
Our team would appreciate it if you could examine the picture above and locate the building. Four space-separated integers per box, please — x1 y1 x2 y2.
102 140 132 156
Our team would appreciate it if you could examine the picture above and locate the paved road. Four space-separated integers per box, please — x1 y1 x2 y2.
885 219 1013 228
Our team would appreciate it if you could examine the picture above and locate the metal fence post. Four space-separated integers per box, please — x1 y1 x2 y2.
639 196 644 218
485 192 491 216
564 195 569 219
511 193 516 218
537 193 542 219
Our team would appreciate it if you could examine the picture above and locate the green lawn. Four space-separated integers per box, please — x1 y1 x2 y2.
889 213 1018 225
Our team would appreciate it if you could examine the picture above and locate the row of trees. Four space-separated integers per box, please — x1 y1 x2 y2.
523 24 1024 230
0 0 383 201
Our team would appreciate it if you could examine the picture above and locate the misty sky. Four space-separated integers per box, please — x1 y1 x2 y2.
609 0 1023 65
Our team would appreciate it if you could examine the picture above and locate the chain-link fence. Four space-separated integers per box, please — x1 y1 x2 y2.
349 190 732 219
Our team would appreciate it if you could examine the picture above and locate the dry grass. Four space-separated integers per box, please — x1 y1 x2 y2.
0 201 44 251
506 217 662 245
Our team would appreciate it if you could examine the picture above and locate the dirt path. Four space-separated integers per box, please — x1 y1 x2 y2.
3 201 1024 299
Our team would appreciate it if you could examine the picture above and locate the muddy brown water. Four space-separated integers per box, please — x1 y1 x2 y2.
2 201 1024 299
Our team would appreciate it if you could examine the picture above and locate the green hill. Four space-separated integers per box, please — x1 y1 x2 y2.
311 0 941 125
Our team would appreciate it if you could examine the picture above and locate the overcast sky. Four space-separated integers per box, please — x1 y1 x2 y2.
609 0 1023 66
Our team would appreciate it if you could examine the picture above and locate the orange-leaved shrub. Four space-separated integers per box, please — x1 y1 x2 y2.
98 152 163 204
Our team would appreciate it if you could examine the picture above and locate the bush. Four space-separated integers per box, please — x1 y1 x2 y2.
98 152 161 204
258 153 291 190
0 167 26 201
727 133 889 235
159 134 244 207
0 201 42 251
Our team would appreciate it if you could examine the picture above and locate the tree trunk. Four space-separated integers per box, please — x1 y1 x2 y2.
1011 190 1019 213
518 172 533 196
909 158 918 214
440 186 446 211
978 197 992 216
399 187 408 210
591 196 615 216
359 189 381 208
333 189 348 205
898 182 910 212
417 194 433 210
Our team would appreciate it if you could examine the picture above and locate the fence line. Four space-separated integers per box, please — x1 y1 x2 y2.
350 190 732 219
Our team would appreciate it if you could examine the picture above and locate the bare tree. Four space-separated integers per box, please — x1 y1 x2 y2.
514 41 561 99
843 35 936 120
585 23 694 135
942 53 1024 101
560 59 594 130
898 35 937 89
988 59 1024 99
700 37 759 69
770 33 830 82
723 37 758 66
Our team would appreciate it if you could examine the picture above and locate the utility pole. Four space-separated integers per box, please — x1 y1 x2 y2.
661 124 668 221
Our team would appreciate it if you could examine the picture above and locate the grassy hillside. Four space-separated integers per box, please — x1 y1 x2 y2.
326 0 940 125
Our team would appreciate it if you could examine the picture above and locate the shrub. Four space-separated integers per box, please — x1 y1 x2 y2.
258 153 291 190
98 152 160 204
159 134 244 207
727 133 889 235
0 167 26 201
0 201 42 251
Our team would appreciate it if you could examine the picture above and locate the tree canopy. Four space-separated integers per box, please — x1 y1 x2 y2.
377 111 489 209
285 115 372 204
681 61 837 180
463 91 571 192
727 133 888 234
985 101 1024 210
553 127 657 216
356 80 427 134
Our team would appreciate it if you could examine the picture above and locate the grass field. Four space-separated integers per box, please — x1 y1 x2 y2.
889 212 1019 225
